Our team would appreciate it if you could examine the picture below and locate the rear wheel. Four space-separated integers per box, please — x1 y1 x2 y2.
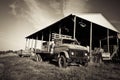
19 54 22 57
58 55 67 68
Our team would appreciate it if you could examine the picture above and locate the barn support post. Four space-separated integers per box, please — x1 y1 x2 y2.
117 37 119 54
28 39 30 49
28 39 31 50
90 22 93 63
25 38 28 50
59 27 61 38
42 32 43 41
99 40 101 48
73 15 76 39
48 30 51 52
31 38 33 51
107 29 110 53
117 38 119 48
34 35 38 53
116 38 119 56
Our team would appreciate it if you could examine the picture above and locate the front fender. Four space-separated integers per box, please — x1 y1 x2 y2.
58 51 69 58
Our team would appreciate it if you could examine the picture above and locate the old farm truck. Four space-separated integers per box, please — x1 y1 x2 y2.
36 33 89 67
28 33 89 67
23 14 120 67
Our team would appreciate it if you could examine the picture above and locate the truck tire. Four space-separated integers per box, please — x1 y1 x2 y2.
19 54 22 57
82 62 88 67
58 55 67 68
36 54 42 62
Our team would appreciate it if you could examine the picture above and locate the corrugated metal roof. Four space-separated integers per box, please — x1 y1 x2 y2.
74 13 119 32
26 13 119 39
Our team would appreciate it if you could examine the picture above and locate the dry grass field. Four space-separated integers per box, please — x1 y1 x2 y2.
0 53 120 80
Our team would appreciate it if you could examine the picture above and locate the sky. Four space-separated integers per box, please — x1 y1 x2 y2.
0 0 120 50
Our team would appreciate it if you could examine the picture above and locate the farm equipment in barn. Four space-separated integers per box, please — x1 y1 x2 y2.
100 36 120 61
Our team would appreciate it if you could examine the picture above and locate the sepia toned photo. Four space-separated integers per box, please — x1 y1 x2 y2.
0 0 120 80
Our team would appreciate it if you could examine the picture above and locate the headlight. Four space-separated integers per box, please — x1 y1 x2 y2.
71 52 74 55
85 53 87 56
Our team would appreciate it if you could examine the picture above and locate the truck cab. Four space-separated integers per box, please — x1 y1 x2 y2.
53 38 89 67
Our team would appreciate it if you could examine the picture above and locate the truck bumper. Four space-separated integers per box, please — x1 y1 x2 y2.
67 56 89 63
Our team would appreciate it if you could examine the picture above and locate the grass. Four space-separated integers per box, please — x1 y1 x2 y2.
0 53 120 80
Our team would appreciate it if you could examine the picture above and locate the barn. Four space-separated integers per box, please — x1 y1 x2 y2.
26 13 120 60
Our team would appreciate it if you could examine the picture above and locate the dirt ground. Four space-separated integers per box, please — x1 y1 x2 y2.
0 53 120 80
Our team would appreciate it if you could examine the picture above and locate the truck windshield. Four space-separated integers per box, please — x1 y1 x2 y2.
62 39 79 45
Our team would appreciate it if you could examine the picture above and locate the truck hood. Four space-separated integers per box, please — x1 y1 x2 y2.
61 44 88 51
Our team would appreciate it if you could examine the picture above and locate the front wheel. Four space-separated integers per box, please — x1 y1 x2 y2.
35 54 42 62
58 55 67 68
82 62 88 67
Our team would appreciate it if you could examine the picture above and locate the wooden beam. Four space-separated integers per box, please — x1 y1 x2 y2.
25 38 28 50
59 27 61 38
49 31 51 42
73 16 76 39
28 39 30 49
90 22 93 62
34 36 38 52
41 32 43 41
31 39 33 50
117 38 119 49
99 40 101 48
48 30 51 52
107 29 110 53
